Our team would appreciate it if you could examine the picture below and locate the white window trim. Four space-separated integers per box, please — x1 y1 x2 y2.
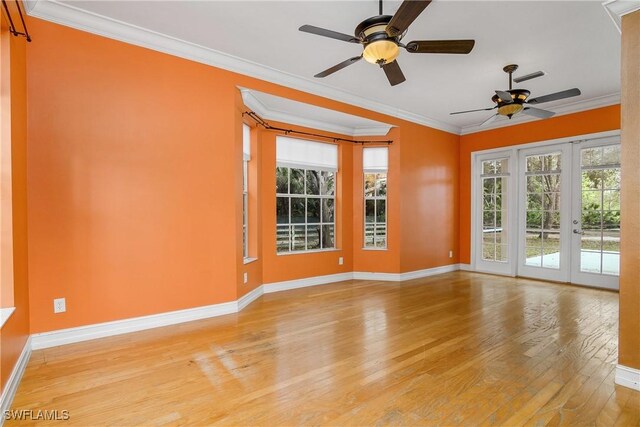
277 248 341 256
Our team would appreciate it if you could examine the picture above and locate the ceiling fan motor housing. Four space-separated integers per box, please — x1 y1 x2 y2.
492 89 530 118
356 15 402 65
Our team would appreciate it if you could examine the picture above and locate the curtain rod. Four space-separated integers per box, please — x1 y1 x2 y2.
1 0 31 42
243 111 392 145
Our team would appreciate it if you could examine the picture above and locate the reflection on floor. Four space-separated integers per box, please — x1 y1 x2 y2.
9 272 638 426
526 250 620 275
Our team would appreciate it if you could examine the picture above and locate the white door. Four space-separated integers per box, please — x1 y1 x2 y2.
473 152 515 275
518 144 572 282
570 138 620 290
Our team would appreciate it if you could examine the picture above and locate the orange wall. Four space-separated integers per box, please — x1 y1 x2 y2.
619 10 640 370
27 18 239 332
26 16 461 333
399 123 460 272
458 105 621 264
1 1 30 391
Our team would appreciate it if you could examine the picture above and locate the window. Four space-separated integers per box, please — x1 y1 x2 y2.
363 147 388 249
242 124 250 259
275 137 338 253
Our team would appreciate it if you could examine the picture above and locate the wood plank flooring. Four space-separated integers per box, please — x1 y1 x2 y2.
8 272 640 426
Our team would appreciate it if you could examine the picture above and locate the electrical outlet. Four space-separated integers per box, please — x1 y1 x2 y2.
338 257 344 265
243 272 248 284
449 250 453 258
53 298 66 314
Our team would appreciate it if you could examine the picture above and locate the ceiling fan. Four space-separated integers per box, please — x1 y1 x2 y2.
299 0 475 86
451 64 582 126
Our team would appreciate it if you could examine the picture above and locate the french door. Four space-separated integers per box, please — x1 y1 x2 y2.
473 135 620 290
569 138 620 289
518 144 572 282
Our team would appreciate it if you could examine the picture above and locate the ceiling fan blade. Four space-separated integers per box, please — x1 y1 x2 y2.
299 25 360 44
405 40 475 54
527 88 581 105
382 61 406 86
386 0 432 37
314 56 363 78
513 71 545 84
480 114 499 127
523 107 556 119
495 90 513 104
450 106 495 115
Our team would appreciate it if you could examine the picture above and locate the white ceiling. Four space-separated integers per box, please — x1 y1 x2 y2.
45 0 621 133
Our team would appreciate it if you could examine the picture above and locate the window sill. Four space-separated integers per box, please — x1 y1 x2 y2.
0 307 16 329
243 257 258 265
362 247 388 251
277 248 341 256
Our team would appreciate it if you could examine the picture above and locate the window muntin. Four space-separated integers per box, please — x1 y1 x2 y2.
276 167 335 253
364 173 387 248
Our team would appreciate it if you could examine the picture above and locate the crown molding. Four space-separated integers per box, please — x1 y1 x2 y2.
602 0 640 33
460 92 620 135
240 89 393 137
26 0 625 138
25 0 460 135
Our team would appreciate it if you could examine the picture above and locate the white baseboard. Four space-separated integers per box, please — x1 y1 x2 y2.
31 264 464 350
237 286 263 311
352 271 399 281
263 272 354 293
615 364 640 391
458 263 473 271
399 264 460 281
0 336 32 424
31 301 239 350
353 264 460 282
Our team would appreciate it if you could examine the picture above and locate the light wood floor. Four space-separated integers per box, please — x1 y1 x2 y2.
9 272 640 426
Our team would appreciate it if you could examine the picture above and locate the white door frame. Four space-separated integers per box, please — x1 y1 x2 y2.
469 129 621 288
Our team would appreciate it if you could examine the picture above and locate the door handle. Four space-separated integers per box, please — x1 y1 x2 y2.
573 229 584 235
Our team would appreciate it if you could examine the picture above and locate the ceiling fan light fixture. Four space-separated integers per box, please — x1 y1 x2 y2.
363 39 400 64
498 103 524 117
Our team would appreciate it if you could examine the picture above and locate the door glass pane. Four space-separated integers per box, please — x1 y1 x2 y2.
480 159 509 264
579 145 620 276
524 152 561 269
